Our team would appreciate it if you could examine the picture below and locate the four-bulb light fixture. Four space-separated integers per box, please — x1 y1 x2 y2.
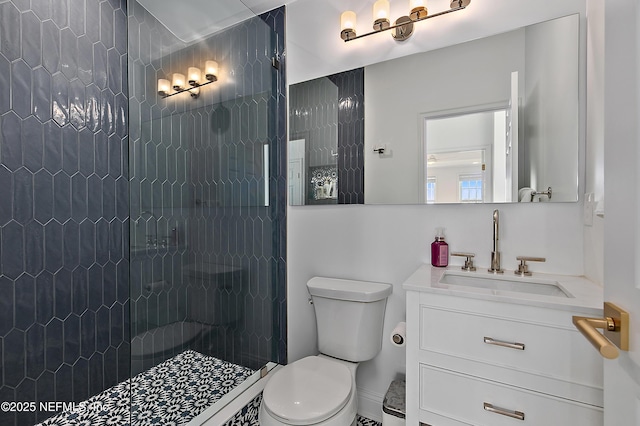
157 60 219 99
340 0 470 42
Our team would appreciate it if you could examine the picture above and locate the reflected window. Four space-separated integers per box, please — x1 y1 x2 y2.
459 174 483 203
426 177 436 203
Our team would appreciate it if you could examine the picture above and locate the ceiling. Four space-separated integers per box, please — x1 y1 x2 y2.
137 0 294 42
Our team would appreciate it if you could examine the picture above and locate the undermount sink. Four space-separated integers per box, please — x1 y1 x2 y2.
438 271 574 298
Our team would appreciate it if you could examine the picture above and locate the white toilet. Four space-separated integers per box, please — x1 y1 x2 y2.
260 277 392 426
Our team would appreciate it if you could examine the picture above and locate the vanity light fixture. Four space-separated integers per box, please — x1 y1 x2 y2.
340 0 470 42
158 60 219 99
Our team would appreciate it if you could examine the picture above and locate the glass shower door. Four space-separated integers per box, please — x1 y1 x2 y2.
128 1 286 423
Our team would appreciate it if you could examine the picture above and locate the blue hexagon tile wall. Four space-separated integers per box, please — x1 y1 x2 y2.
0 0 130 424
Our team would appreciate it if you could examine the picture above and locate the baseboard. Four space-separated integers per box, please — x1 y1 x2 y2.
357 386 385 423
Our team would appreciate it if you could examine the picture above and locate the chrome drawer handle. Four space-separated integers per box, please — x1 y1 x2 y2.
484 402 525 420
484 336 525 350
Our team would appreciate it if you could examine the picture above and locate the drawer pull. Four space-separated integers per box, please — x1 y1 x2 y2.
484 402 525 420
484 336 525 350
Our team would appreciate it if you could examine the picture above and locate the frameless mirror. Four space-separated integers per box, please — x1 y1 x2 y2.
289 14 580 205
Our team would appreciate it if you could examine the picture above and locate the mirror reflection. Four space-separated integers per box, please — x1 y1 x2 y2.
289 14 580 205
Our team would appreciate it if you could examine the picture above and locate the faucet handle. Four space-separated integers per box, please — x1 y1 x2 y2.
515 256 546 276
451 252 477 271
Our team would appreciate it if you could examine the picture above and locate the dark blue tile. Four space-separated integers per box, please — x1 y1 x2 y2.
78 128 94 176
35 272 54 325
62 221 79 269
43 221 63 273
54 268 72 319
35 371 54 420
71 174 88 222
0 277 14 336
52 0 69 30
21 11 42 68
101 88 115 135
108 285 122 336
54 363 73 405
102 261 116 306
45 317 63 371
96 306 110 352
0 2 21 61
116 258 128 303
85 84 102 131
115 92 127 138
14 275 35 332
25 324 45 379
102 175 116 221
107 48 121 94
24 221 44 276
69 78 86 129
77 35 93 85
3 330 25 387
42 20 61 74
93 42 108 89
100 2 114 49
43 121 62 172
11 59 32 119
0 112 23 172
95 219 109 266
33 67 53 123
79 220 95 268
53 172 72 223
0 55 9 115
88 265 103 311
114 8 127 55
52 72 70 126
72 267 87 315
80 311 95 359
61 28 78 80
88 352 104 396
69 0 86 37
94 131 108 177
103 346 117 388
62 124 79 174
72 357 89 401
22 116 44 173
87 174 102 222
31 0 51 21
13 167 33 223
115 176 128 220
63 313 80 364
0 167 11 226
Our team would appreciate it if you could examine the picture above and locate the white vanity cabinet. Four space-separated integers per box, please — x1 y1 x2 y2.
403 265 604 426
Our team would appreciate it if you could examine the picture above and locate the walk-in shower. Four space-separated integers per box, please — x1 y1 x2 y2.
0 0 286 424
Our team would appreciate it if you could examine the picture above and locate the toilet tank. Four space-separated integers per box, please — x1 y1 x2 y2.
307 277 392 362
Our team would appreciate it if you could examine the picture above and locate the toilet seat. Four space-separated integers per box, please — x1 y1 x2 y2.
263 356 353 425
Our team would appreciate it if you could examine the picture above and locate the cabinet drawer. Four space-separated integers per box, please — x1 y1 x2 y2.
420 306 602 393
419 364 603 426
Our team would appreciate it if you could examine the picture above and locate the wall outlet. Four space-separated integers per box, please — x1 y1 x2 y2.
584 192 595 226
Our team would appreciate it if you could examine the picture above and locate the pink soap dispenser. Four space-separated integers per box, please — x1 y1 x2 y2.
431 227 449 267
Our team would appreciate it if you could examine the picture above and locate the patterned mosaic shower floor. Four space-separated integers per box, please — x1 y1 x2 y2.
36 350 254 426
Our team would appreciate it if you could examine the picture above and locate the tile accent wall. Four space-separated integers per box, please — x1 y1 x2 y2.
329 69 365 204
289 68 364 205
128 3 287 371
0 0 130 424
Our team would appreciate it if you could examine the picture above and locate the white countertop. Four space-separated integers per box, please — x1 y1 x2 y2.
402 264 603 315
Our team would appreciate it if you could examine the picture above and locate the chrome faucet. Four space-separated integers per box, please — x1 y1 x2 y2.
488 209 504 273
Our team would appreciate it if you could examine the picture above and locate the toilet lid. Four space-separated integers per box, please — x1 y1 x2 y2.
263 356 352 425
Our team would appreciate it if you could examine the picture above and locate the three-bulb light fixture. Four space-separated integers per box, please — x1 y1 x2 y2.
340 0 470 42
157 60 219 99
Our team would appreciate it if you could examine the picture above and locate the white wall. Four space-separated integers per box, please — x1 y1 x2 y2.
523 15 580 201
286 0 593 421
584 0 605 286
